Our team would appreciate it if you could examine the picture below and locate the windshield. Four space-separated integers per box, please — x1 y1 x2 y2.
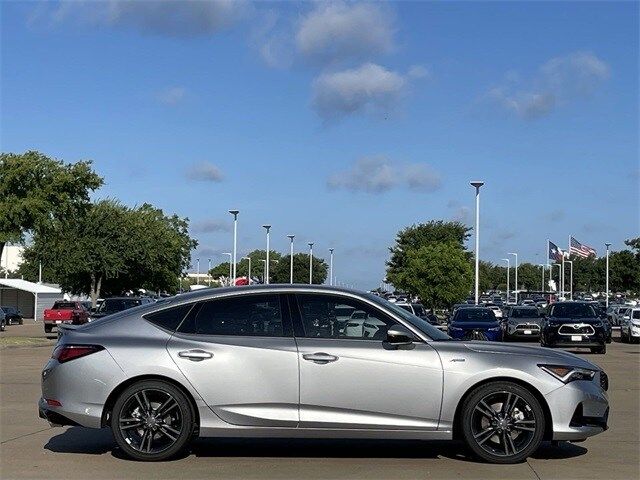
98 298 144 314
366 294 450 340
511 307 539 318
454 309 497 322
549 303 596 318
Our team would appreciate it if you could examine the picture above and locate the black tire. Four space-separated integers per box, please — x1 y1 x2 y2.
460 381 545 464
19 318 24 325
111 380 194 461
591 344 606 354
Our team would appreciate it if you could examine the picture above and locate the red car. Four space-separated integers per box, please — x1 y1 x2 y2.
43 301 90 334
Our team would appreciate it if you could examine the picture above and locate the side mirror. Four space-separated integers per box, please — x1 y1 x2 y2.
385 324 415 348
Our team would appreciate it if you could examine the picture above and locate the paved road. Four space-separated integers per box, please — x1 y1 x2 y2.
1 325 638 480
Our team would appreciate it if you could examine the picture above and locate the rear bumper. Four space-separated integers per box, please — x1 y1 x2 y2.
38 398 81 427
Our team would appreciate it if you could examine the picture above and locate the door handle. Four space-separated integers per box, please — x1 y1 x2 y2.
178 349 213 361
302 352 338 364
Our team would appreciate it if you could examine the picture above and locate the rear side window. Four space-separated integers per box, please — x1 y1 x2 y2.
178 294 285 337
145 304 193 332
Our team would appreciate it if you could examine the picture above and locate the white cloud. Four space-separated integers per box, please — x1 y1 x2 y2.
312 63 425 121
156 86 186 106
327 156 441 194
41 0 247 37
296 2 395 65
185 162 224 182
486 52 610 119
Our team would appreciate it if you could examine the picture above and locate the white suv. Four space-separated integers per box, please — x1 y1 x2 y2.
621 308 640 343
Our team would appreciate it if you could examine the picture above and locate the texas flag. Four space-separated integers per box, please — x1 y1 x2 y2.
548 240 564 263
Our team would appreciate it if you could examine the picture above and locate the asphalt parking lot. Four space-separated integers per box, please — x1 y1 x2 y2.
1 323 638 480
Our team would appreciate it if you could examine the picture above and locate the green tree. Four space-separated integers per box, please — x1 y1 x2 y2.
0 151 103 257
386 220 471 287
271 253 328 284
394 242 473 309
208 250 283 283
20 200 197 304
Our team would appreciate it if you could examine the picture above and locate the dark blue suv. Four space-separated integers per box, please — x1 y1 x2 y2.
448 307 503 341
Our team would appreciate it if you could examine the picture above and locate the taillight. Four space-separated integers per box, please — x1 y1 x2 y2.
52 345 104 363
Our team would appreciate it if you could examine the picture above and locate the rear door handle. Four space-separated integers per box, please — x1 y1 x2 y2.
178 349 213 361
302 352 338 364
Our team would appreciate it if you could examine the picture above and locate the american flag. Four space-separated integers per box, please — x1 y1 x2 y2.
570 236 597 258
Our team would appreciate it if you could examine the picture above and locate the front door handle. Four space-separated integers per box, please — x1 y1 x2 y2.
178 349 213 361
302 352 338 364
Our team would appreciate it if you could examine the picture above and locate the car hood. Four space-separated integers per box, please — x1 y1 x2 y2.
450 321 501 329
547 317 601 324
459 341 598 369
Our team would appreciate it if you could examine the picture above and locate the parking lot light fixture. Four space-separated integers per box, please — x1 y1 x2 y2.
263 225 271 284
228 210 239 285
508 252 518 304
501 258 510 302
223 252 232 285
287 235 295 284
308 242 314 284
329 248 334 286
196 258 200 285
605 243 611 308
470 181 484 304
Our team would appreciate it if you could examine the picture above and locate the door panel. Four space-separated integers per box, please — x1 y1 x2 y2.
167 335 299 427
165 293 299 427
297 338 442 429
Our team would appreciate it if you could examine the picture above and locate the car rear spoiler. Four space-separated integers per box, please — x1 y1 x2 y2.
57 323 81 339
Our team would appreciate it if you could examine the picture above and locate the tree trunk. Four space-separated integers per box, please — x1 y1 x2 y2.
90 273 103 308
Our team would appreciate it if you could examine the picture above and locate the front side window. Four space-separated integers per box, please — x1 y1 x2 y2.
296 294 395 340
179 294 285 337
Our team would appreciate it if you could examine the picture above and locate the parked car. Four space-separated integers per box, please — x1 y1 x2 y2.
448 307 503 341
395 302 440 326
588 302 612 343
38 285 609 463
0 307 5 332
485 303 503 319
43 301 90 334
520 299 536 307
1 306 24 325
615 306 631 328
540 302 608 354
620 308 640 343
504 306 544 341
88 296 154 321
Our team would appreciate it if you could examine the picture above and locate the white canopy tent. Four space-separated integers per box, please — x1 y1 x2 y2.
0 279 63 321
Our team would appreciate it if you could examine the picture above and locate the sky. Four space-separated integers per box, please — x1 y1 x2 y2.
1 1 638 289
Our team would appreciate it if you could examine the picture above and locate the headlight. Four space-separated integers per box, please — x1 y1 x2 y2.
539 364 596 383
488 326 502 331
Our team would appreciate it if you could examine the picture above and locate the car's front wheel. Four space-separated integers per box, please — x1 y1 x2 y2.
460 381 545 464
111 380 194 461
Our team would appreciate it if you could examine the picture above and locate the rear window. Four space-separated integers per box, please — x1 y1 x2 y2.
53 302 77 310
144 304 193 332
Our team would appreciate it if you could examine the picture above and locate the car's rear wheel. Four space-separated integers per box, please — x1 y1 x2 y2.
111 380 194 461
460 381 545 464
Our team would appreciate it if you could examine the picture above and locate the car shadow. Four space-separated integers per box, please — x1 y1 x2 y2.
44 428 587 463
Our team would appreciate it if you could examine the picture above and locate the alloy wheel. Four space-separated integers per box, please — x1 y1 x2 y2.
118 388 184 454
470 391 537 457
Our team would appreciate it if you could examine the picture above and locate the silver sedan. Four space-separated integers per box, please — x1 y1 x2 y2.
39 285 609 463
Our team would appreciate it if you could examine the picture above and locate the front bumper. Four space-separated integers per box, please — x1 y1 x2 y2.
545 374 609 441
542 325 606 347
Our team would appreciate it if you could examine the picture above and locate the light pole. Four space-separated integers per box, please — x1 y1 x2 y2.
263 225 271 284
538 264 545 293
242 256 251 283
208 258 211 287
308 242 314 284
228 210 239 285
196 258 200 285
566 260 573 300
223 252 232 285
287 235 295 284
605 243 611 308
552 263 561 295
329 248 334 286
470 181 484 304
260 259 267 283
508 252 518 304
501 258 510 303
